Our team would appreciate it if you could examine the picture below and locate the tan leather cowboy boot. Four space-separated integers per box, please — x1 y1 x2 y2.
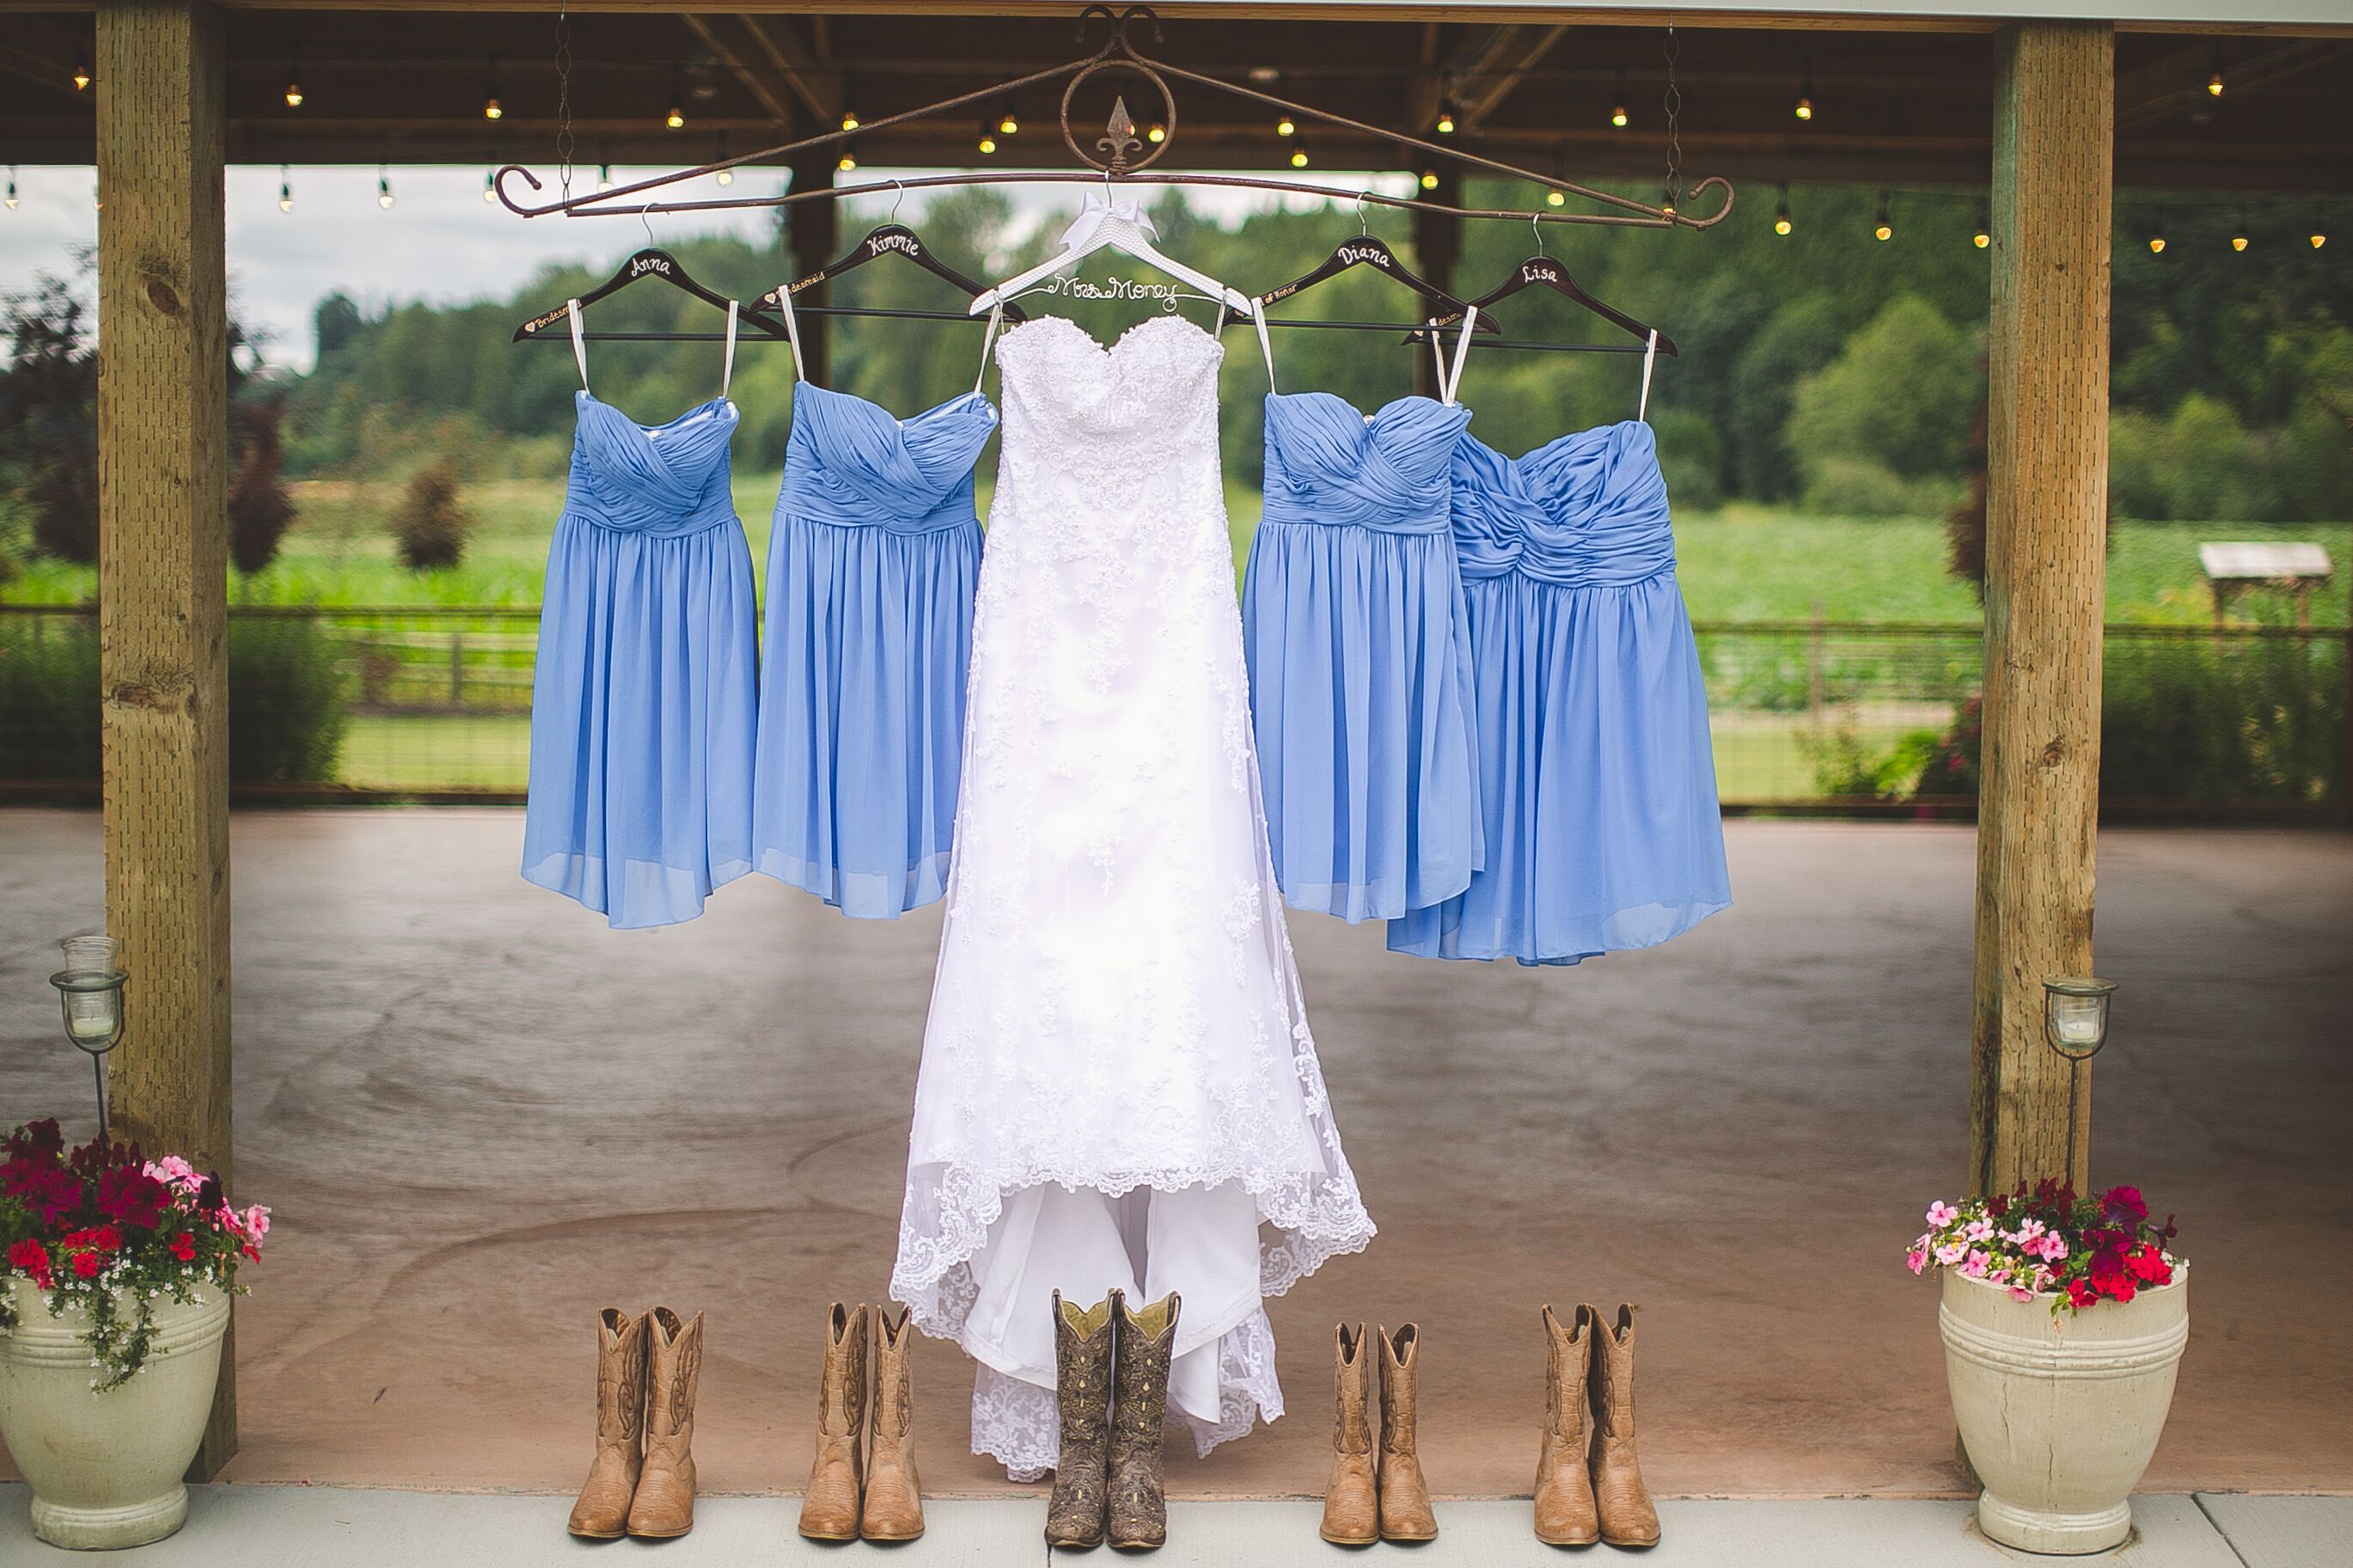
1377 1324 1438 1542
1045 1291 1116 1548
1589 1303 1661 1548
798 1303 870 1541
1532 1304 1600 1547
1107 1290 1181 1552
860 1305 925 1541
565 1309 648 1539
625 1307 703 1539
1319 1322 1379 1546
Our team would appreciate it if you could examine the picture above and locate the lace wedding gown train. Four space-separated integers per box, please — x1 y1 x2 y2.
890 314 1375 1478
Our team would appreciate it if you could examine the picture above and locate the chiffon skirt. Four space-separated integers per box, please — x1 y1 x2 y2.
753 512 981 918
523 516 759 929
1388 569 1730 964
1243 522 1482 922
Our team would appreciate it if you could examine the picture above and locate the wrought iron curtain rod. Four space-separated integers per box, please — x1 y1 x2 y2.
495 5 1732 234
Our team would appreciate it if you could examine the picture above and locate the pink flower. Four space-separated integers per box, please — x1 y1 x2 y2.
1934 1240 1968 1266
1926 1201 1960 1228
145 1156 203 1193
2008 1284 2036 1302
2013 1217 2046 1245
1906 1246 1929 1276
239 1205 271 1244
1962 1249 1991 1278
1964 1218 1994 1242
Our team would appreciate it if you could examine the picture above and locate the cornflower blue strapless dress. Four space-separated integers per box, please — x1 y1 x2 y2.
1388 420 1730 965
752 383 997 918
523 391 759 929
1242 393 1484 922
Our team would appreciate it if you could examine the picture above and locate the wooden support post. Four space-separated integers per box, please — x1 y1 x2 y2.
95 0 236 1478
1971 21 2113 1199
1411 166 1462 402
786 150 838 387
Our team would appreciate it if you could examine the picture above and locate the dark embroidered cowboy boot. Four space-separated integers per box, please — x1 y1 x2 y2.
1107 1290 1181 1551
624 1307 702 1539
565 1309 647 1539
1045 1291 1116 1548
1377 1323 1438 1542
798 1303 869 1541
860 1305 926 1541
1531 1304 1600 1547
1590 1304 1661 1549
1319 1322 1378 1546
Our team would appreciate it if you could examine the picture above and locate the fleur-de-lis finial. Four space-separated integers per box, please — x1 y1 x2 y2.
1097 95 1143 171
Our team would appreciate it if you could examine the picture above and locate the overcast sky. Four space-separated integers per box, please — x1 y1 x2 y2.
1 163 1406 375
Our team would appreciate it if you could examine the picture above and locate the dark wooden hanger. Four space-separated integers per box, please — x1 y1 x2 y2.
1255 233 1500 333
1409 254 1674 356
757 223 1028 323
512 247 790 343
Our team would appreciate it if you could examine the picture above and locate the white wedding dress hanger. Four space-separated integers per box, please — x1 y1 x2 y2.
970 191 1250 316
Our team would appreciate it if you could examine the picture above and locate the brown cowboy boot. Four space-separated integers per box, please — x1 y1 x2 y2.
1531 1304 1600 1547
1107 1290 1181 1552
625 1308 703 1539
861 1305 926 1541
1319 1322 1379 1546
565 1309 648 1539
1045 1291 1116 1548
798 1303 870 1541
1377 1323 1438 1542
1589 1304 1661 1548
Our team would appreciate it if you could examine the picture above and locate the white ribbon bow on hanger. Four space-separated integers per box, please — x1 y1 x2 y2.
1060 196 1157 249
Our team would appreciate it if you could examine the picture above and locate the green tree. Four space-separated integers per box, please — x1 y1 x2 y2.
1786 294 1981 515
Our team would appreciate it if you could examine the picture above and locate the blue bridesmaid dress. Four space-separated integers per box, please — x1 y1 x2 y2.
523 301 759 928
751 288 998 918
1241 309 1485 921
1389 381 1731 965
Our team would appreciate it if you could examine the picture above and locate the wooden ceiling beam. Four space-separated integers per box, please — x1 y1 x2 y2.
681 12 795 127
1453 23 1569 131
739 12 838 126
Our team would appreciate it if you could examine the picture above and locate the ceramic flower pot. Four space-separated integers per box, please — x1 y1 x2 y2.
0 1278 231 1549
1940 1265 2188 1554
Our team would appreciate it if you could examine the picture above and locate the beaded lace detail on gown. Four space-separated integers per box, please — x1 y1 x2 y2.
889 314 1375 1479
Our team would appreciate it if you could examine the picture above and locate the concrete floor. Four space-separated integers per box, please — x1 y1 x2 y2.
0 811 2347 1502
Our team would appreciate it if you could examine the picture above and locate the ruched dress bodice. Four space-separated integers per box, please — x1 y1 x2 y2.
1389 420 1730 965
753 384 997 918
523 393 758 928
1242 394 1484 921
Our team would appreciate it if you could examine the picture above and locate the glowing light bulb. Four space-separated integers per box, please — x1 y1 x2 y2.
285 79 304 109
1546 187 1566 209
716 167 733 186
1146 121 1165 144
1435 102 1458 136
1276 114 1295 137
1775 206 1793 236
1875 223 1892 242
999 105 1019 136
1290 145 1309 169
4 167 16 211
377 168 394 210
2207 70 2224 97
482 168 496 204
278 168 294 213
1610 103 1629 130
484 96 502 121
1973 228 1989 249
666 105 685 130
840 108 859 132
72 53 90 91
2148 234 2165 253
2311 225 2327 250
1418 169 1439 192
978 130 997 156
838 148 858 173
1794 94 1812 121
597 163 613 192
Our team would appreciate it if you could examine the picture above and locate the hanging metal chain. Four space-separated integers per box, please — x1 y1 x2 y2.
553 4 575 203
1661 24 1683 219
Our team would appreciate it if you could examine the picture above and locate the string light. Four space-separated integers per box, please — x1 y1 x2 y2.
1610 66 1629 129
2310 217 2327 250
2147 211 2166 254
837 144 859 174
2230 208 2248 252
1546 187 1566 208
1973 212 1990 248
1275 113 1296 137
840 106 860 133
1418 168 1439 192
1289 139 1309 169
998 103 1019 137
4 167 16 211
278 165 294 213
665 63 685 130
1773 181 1792 236
978 119 997 156
2207 50 2225 97
284 42 303 108
712 136 733 186
1146 120 1166 143
1873 190 1893 242
482 164 497 204
482 58 502 120
72 48 90 92
1794 55 1814 120
597 161 614 192
1435 100 1459 136
377 164 394 210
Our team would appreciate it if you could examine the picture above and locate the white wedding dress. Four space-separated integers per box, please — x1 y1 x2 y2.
890 312 1375 1478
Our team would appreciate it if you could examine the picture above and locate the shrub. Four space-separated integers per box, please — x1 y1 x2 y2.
391 462 474 571
0 614 347 785
1788 294 1982 506
229 397 299 574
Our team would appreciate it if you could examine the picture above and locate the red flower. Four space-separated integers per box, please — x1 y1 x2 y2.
6 1165 81 1225
6 1238 52 1290
2065 1278 2097 1309
169 1231 197 1262
2127 1244 2171 1284
2099 1186 2148 1223
96 1166 169 1229
70 1250 102 1279
15 1120 64 1156
1987 1193 2010 1218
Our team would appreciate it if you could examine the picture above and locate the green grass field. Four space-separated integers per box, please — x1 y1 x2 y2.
5 473 2345 625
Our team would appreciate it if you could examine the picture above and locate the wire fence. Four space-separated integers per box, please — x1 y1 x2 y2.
2 604 2345 815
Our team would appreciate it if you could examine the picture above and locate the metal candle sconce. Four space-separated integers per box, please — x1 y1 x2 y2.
2043 976 2116 1180
49 934 127 1143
